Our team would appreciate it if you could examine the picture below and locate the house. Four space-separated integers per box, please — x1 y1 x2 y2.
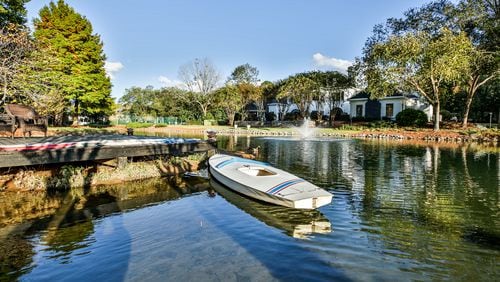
348 92 433 121
266 88 360 120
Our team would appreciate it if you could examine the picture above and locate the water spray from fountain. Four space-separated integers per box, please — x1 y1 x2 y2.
295 117 317 139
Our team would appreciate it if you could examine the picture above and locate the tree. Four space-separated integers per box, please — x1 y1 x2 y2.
34 0 113 125
13 41 67 124
119 86 156 117
363 29 474 131
178 57 221 119
366 0 500 129
454 0 500 127
0 0 29 28
227 64 263 121
304 71 352 125
0 24 33 105
277 74 318 119
237 82 262 121
228 63 259 84
213 84 242 126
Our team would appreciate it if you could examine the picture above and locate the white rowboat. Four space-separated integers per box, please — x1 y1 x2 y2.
208 154 333 209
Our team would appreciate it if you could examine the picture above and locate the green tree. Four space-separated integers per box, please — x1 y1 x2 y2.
33 0 113 125
453 0 499 127
119 86 155 117
363 29 474 131
0 0 29 27
303 71 352 125
227 64 263 121
278 74 318 119
261 80 291 121
154 87 198 121
228 63 259 84
213 84 242 126
366 0 499 129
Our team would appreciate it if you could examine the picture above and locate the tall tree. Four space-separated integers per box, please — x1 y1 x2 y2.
366 0 500 129
454 0 499 127
119 86 155 117
364 29 474 130
34 0 113 125
303 71 352 125
213 84 242 126
0 0 29 28
228 63 259 84
227 64 263 121
278 74 318 119
178 57 221 119
0 24 33 105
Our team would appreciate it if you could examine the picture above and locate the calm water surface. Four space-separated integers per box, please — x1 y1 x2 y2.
0 136 498 281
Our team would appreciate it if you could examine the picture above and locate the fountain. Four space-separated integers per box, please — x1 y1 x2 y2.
295 117 317 139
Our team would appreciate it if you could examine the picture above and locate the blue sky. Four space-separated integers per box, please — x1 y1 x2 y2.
26 0 430 99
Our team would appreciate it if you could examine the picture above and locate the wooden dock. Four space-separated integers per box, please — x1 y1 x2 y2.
0 135 213 168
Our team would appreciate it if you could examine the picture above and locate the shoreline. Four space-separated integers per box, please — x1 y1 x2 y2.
130 125 499 145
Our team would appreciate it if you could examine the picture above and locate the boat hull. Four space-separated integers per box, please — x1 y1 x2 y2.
208 154 332 209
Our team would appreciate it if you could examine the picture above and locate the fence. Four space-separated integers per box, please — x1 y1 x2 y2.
112 115 182 125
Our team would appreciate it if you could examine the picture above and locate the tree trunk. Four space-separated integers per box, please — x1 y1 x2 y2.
462 90 474 129
200 104 208 120
228 112 235 126
433 101 440 131
72 100 80 126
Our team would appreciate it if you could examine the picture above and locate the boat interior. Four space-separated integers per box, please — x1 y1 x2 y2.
238 165 277 176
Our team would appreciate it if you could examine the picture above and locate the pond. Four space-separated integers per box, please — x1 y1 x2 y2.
0 136 498 281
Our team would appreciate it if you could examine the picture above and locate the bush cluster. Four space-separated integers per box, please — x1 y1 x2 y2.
395 109 428 127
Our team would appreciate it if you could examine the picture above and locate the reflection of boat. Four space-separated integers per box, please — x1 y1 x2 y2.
208 154 332 209
210 178 331 239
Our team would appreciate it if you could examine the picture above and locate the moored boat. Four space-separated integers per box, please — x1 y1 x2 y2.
208 154 332 209
210 178 331 238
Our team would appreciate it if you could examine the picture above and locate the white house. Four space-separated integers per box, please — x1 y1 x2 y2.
348 92 433 121
265 90 433 122
266 88 360 119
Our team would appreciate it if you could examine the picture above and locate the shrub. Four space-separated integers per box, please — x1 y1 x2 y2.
337 113 351 122
396 109 428 127
284 110 300 121
368 120 396 128
440 110 452 121
265 112 276 121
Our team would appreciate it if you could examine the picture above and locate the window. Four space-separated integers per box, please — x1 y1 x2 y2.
386 103 394 117
356 105 363 117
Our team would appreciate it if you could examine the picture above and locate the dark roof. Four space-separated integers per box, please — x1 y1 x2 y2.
349 91 411 101
245 103 258 111
387 92 404 97
348 91 370 100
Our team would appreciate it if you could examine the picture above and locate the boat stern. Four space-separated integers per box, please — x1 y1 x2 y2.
293 194 333 209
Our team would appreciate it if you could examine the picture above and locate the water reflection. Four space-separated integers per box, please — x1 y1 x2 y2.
0 134 498 281
210 178 331 239
0 177 210 280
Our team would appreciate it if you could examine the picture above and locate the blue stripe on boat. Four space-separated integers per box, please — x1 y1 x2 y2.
266 179 305 195
215 157 269 169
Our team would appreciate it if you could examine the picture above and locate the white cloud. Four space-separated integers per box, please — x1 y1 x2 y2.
158 75 184 88
312 53 352 73
104 61 124 79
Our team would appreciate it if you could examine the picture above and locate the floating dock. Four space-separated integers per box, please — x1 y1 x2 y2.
0 135 213 168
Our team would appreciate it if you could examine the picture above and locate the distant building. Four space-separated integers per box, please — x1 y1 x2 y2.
348 92 433 121
266 88 360 120
263 89 432 122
